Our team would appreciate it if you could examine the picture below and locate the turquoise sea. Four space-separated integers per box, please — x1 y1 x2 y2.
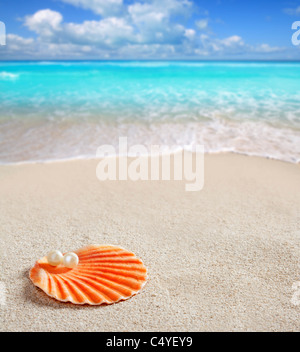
0 61 299 163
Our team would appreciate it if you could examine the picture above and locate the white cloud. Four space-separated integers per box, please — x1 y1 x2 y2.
254 44 282 53
197 34 283 58
6 34 34 46
196 19 209 30
65 18 135 46
25 9 63 36
1 34 35 59
60 0 124 17
283 6 300 16
184 29 196 40
118 43 176 59
199 34 245 54
221 35 244 47
128 4 167 26
128 0 193 20
127 0 194 45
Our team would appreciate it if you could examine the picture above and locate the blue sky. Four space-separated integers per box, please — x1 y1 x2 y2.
0 0 300 60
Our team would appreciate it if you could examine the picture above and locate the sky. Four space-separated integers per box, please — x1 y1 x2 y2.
0 0 300 60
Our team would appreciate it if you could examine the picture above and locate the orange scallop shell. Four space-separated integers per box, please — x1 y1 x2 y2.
30 245 147 305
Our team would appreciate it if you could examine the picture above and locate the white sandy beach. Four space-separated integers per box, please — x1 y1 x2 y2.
0 153 299 332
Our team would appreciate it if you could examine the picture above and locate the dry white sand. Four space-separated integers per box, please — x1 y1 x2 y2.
0 153 299 332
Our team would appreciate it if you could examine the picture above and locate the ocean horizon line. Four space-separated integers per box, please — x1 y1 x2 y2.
1 59 300 63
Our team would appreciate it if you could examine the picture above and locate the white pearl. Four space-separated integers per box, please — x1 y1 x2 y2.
47 250 63 266
63 252 79 268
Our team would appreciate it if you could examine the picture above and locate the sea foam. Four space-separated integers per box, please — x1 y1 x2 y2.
0 71 19 80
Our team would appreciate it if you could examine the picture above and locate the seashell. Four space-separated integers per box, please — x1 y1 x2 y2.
30 245 147 305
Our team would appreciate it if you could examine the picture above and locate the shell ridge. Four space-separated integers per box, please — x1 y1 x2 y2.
78 248 126 258
79 257 142 264
78 263 147 271
65 275 111 304
47 272 56 297
58 275 93 304
59 277 101 304
73 270 144 290
29 265 47 291
67 272 125 301
53 275 72 301
79 252 134 261
68 271 135 297
44 271 50 292
75 267 146 280
76 246 120 256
